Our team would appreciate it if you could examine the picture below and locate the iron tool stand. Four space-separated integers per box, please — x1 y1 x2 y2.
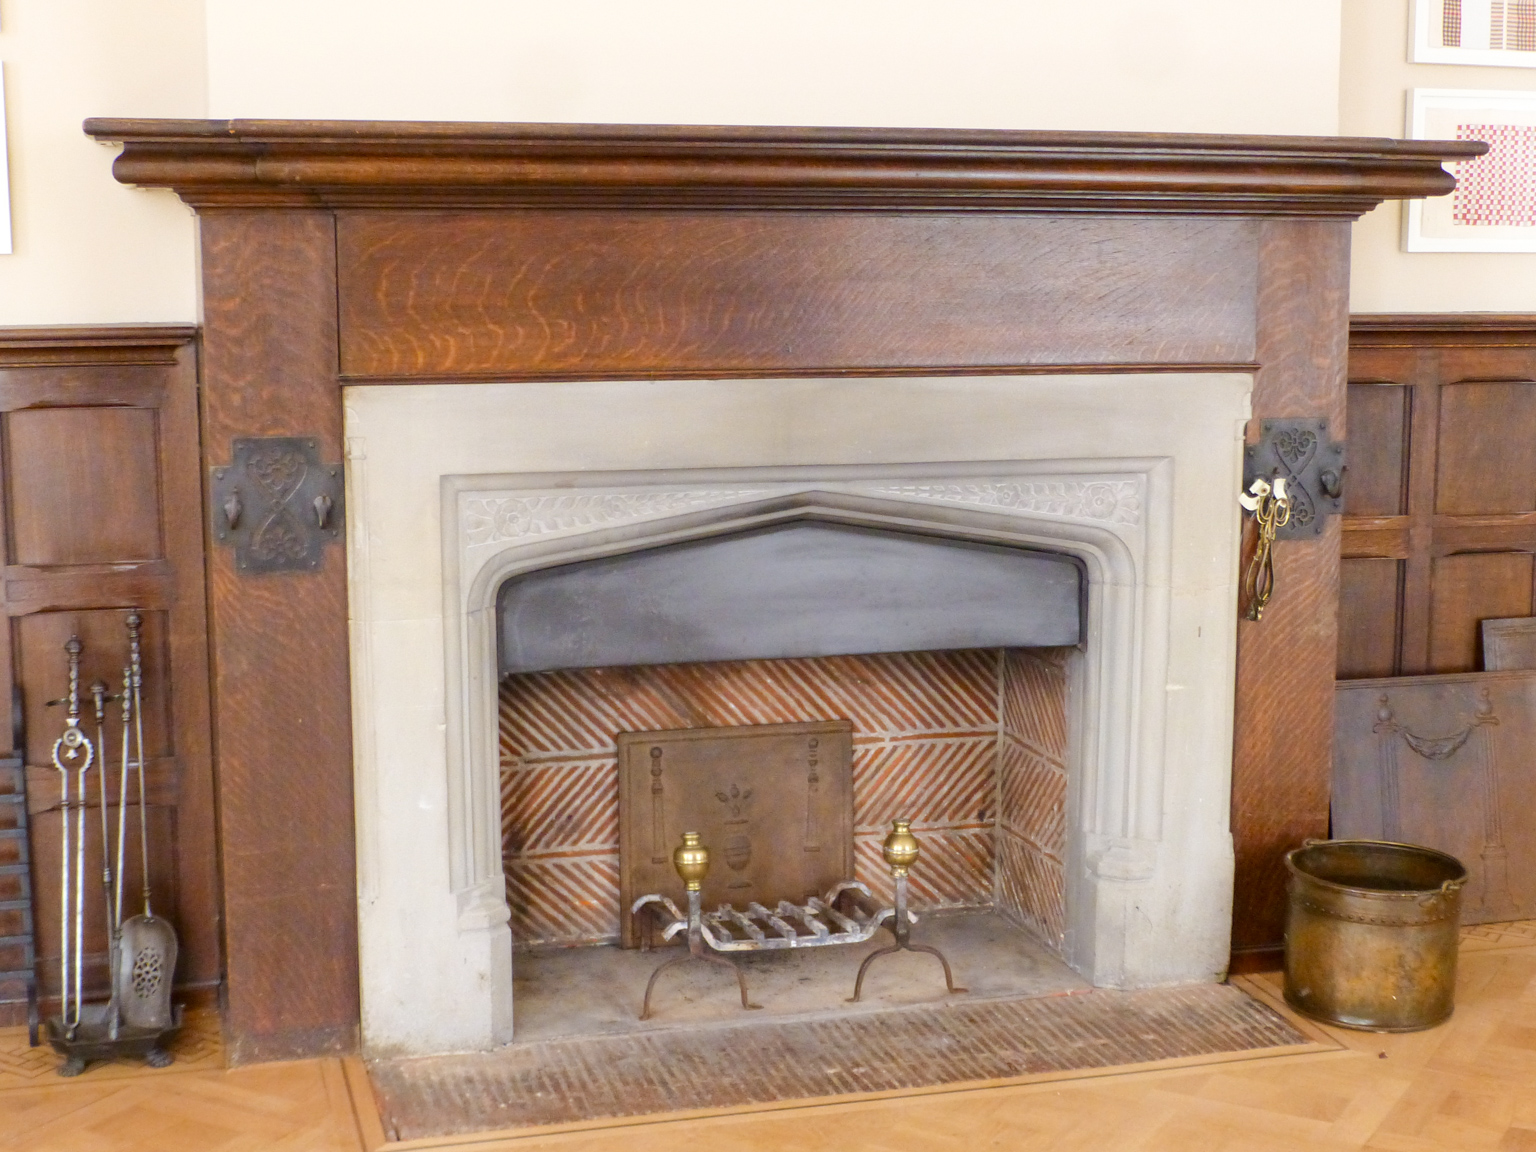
849 820 966 1002
636 832 761 1020
43 626 180 1076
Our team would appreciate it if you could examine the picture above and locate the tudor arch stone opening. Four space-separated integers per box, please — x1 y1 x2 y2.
344 372 1248 1055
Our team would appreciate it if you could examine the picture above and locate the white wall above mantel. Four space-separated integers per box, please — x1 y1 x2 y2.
343 372 1251 1057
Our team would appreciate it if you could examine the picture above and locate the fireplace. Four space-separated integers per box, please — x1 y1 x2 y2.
343 370 1248 1053
494 512 1087 951
82 119 1469 1060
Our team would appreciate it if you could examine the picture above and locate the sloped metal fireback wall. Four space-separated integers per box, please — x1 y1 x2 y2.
497 521 1083 674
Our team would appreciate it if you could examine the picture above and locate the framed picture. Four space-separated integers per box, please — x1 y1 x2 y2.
0 64 10 255
1414 0 1536 67
1405 88 1536 252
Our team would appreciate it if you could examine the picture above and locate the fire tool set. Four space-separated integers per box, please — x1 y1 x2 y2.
42 613 180 1075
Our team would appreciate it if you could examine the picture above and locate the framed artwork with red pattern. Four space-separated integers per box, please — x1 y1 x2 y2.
1414 0 1536 67
1407 88 1536 252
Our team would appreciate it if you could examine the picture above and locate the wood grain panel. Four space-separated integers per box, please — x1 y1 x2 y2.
197 211 358 1063
1428 552 1535 673
1346 317 1536 679
1338 558 1403 680
1230 219 1350 957
336 213 1260 380
85 120 1478 217
1344 382 1409 518
6 408 162 565
0 328 218 1028
15 609 172 767
1435 382 1536 516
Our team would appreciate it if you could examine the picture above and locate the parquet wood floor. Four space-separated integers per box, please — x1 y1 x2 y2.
3 923 1535 1152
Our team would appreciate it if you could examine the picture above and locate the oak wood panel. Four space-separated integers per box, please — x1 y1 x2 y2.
1230 219 1350 957
1427 552 1536 672
1430 524 1536 553
1338 558 1403 680
1343 382 1409 517
337 213 1260 380
1 563 174 617
1435 382 1536 516
198 210 358 1063
7 408 162 566
1344 317 1536 680
84 119 1478 216
1350 312 1536 346
0 367 166 411
1341 524 1411 559
0 329 218 1028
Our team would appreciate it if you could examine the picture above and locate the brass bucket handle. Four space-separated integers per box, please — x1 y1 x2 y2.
1417 877 1466 907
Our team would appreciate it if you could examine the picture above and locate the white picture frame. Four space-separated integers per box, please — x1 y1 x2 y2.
1413 0 1536 67
0 64 11 256
1405 88 1536 252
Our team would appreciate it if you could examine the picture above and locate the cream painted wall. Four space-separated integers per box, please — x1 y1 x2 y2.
1344 0 1536 312
2 1 1350 326
206 0 1341 134
0 1 205 325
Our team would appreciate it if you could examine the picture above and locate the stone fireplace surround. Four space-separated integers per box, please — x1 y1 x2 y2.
345 370 1249 1054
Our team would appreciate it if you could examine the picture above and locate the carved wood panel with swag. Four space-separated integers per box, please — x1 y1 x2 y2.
1334 670 1536 924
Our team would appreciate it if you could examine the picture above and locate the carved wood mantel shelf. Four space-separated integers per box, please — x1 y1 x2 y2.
79 118 1472 1061
87 119 1472 213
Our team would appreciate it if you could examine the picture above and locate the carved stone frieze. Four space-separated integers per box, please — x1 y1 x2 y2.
866 480 1143 525
463 490 773 547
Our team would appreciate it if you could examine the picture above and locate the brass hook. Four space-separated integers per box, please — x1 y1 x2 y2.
1240 476 1292 621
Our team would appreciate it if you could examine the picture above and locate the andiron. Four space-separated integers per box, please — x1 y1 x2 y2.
849 820 966 1002
634 832 761 1021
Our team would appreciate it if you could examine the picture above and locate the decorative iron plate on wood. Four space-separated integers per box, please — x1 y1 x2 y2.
1243 418 1345 539
210 437 344 573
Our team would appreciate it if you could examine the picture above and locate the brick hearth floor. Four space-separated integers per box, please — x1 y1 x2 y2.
3 922 1535 1151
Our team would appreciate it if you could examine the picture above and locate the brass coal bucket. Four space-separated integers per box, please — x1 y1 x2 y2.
1284 840 1466 1032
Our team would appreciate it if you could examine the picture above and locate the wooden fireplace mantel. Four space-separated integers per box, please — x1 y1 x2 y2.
86 118 1473 213
80 118 1473 1062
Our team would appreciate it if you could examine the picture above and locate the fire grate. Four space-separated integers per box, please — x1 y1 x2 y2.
368 984 1316 1139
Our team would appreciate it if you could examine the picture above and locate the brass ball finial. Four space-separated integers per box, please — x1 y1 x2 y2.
882 819 920 878
673 831 710 892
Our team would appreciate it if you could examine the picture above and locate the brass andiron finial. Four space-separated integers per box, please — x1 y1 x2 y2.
849 820 966 1002
637 832 761 1020
673 831 709 891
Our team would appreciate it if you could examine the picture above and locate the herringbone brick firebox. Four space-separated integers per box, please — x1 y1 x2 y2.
499 647 1070 952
